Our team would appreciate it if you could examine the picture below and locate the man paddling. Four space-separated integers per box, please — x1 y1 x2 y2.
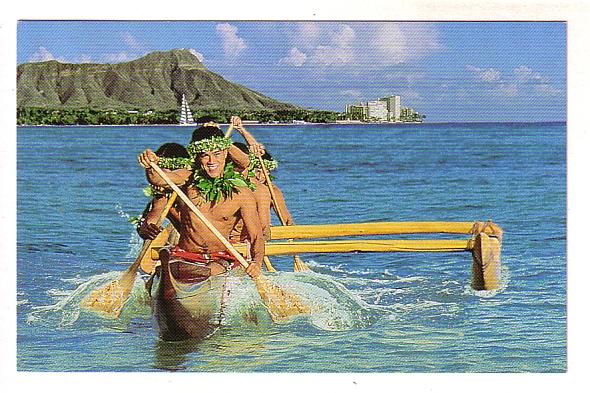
136 142 191 240
138 124 264 278
233 142 293 240
230 117 295 234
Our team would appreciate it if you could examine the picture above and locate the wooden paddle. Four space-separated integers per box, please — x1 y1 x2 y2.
224 124 234 137
81 192 178 318
149 162 310 322
254 149 310 272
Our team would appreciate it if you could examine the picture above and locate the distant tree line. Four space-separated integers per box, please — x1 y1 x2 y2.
17 107 345 126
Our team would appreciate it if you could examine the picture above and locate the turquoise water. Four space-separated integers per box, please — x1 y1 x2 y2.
16 123 566 372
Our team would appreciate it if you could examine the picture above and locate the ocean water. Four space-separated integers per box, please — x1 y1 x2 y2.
16 122 566 372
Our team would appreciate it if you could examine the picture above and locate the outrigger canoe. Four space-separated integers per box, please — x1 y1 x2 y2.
147 252 234 341
141 220 503 341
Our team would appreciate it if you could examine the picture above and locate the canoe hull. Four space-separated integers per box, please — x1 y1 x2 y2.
149 257 229 341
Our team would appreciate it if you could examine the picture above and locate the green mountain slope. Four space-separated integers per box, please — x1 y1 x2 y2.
17 49 298 111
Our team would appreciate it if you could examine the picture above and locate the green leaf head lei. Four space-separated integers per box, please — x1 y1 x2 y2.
193 161 255 203
248 152 279 172
187 136 233 157
157 156 193 170
247 152 278 181
141 155 193 199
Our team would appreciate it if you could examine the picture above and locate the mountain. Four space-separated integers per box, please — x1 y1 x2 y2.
17 49 298 111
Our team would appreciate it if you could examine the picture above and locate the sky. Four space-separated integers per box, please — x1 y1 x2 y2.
17 21 566 122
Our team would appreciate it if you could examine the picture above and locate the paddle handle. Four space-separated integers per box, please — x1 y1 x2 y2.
149 162 250 269
224 124 235 138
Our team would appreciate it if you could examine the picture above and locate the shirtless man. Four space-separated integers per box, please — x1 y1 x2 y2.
230 117 294 238
137 138 251 240
232 142 293 240
136 142 191 240
138 125 264 278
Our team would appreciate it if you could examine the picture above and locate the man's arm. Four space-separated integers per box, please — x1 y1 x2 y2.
138 195 181 240
271 185 294 226
238 190 265 278
231 116 265 156
137 196 167 239
254 187 272 240
138 149 191 187
227 144 250 173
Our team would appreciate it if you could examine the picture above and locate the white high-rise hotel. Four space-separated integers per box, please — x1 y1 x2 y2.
345 95 402 122
380 95 401 121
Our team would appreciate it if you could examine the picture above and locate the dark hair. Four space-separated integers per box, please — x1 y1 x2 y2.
196 115 217 124
232 141 273 160
191 126 224 143
233 142 249 154
155 142 189 158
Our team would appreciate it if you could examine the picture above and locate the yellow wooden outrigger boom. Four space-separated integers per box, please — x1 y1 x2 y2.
234 239 472 255
270 221 499 240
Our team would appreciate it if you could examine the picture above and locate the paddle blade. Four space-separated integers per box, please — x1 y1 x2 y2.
293 255 310 272
254 275 310 322
80 269 136 318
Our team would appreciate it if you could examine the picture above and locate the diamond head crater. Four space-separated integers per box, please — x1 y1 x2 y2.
16 49 424 125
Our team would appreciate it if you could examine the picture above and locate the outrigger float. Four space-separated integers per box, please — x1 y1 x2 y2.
139 220 503 340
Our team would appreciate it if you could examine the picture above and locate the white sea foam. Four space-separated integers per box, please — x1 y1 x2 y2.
27 270 150 327
464 264 511 298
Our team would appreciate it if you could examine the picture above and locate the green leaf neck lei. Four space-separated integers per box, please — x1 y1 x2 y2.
193 162 255 203
143 184 172 199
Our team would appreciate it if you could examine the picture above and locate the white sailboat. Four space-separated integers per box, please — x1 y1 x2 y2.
179 94 195 125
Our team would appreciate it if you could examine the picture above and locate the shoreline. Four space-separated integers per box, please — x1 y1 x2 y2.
16 120 566 127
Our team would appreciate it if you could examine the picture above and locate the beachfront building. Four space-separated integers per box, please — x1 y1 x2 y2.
366 100 388 121
344 104 367 121
344 94 421 122
379 95 401 121
345 100 389 121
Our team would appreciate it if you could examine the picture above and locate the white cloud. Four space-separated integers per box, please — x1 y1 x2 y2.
495 83 519 97
466 65 502 82
466 64 563 99
513 66 562 96
331 24 355 47
295 22 320 48
123 32 143 52
535 84 563 96
216 23 247 58
103 52 134 63
29 47 61 62
77 54 93 63
340 89 363 98
279 47 307 67
188 48 205 63
371 23 442 64
285 22 440 70
308 24 355 66
310 44 354 66
514 66 544 83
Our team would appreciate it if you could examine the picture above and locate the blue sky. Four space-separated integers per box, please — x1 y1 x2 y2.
17 21 566 122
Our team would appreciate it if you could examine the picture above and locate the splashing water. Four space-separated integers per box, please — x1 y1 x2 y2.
26 270 151 328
